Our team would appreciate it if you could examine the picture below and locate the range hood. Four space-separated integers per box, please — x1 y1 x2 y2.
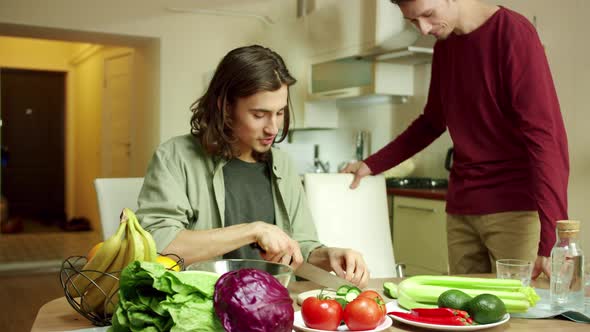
304 0 436 101
365 8 436 66
307 26 436 100
373 34 435 65
305 0 435 65
359 0 436 65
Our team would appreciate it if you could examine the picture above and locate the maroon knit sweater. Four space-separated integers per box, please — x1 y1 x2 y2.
365 7 569 256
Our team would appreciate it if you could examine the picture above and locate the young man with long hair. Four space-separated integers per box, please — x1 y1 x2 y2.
137 45 369 287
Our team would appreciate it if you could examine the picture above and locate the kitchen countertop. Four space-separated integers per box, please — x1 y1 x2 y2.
387 187 447 201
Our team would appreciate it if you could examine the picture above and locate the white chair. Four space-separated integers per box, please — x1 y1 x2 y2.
304 173 398 278
94 177 144 240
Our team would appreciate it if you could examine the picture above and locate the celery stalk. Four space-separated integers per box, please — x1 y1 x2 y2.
396 275 540 313
397 294 437 310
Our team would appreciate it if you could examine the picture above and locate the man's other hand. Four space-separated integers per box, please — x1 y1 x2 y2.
531 255 551 279
340 161 372 189
308 247 370 288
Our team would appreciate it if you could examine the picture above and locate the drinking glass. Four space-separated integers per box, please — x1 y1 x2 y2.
585 261 590 313
496 259 533 287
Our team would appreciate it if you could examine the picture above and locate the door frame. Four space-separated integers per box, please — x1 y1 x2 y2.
101 51 135 178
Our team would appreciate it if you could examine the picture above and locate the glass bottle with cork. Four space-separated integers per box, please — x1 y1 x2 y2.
550 219 585 312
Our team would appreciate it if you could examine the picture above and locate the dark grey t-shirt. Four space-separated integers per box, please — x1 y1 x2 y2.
222 158 275 259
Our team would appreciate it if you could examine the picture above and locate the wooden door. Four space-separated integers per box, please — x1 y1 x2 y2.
102 53 133 177
0 68 66 221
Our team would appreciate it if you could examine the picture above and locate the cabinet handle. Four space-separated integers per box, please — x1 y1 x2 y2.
397 204 436 213
317 91 350 97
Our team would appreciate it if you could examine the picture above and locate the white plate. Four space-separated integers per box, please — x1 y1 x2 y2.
293 311 392 332
387 300 511 331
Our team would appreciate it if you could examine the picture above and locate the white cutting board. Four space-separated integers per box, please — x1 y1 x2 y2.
303 174 397 278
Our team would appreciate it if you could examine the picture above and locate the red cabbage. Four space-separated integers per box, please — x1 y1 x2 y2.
214 268 294 332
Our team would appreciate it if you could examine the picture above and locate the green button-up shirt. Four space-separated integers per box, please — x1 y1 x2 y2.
136 134 323 261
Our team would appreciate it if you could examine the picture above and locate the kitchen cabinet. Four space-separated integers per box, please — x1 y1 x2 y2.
296 100 339 129
392 196 449 276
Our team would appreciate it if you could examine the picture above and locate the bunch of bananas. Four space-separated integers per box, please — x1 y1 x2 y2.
67 208 158 315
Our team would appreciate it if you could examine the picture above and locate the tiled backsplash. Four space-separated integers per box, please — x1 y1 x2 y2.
276 130 357 174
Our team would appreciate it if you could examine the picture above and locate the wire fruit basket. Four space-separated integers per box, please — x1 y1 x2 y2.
59 254 184 326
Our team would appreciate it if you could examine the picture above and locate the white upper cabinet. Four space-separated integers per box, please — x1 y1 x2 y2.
305 0 421 63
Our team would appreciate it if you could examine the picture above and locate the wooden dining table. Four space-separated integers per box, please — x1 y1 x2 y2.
31 276 586 331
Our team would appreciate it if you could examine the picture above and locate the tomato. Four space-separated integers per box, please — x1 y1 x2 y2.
301 296 343 331
343 297 383 331
358 290 386 316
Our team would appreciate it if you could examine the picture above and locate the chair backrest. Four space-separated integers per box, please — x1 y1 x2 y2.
303 173 397 278
94 177 144 240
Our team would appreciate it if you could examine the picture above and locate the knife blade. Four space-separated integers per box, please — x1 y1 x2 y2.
294 262 354 289
250 243 353 289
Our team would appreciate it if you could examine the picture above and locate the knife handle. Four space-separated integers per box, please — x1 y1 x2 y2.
250 243 295 266
250 243 266 253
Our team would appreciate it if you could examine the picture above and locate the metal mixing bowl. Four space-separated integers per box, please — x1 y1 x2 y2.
186 259 293 287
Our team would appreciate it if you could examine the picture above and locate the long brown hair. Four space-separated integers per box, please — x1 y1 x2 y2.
190 45 296 159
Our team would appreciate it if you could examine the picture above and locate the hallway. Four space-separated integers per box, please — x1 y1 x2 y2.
0 230 101 266
0 230 102 331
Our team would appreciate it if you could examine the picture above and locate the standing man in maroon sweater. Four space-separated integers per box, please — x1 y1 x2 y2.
342 0 568 279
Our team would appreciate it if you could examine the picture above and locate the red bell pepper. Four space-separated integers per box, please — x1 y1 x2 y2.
410 307 470 319
389 311 472 326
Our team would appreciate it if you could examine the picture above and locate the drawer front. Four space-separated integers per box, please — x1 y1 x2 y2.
393 196 449 275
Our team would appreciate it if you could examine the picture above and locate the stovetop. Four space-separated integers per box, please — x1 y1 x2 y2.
386 177 448 189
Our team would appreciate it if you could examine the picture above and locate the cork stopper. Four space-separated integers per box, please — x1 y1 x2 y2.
556 220 580 238
556 220 580 231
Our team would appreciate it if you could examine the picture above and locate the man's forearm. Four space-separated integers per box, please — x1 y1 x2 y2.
162 223 258 265
364 113 444 175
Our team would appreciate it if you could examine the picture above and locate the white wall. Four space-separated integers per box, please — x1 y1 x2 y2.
0 2 269 142
72 46 104 227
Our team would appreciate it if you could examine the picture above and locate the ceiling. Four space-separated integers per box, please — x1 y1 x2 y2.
0 0 292 27
0 0 298 44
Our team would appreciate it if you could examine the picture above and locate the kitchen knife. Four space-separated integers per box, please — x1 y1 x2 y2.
294 262 355 289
